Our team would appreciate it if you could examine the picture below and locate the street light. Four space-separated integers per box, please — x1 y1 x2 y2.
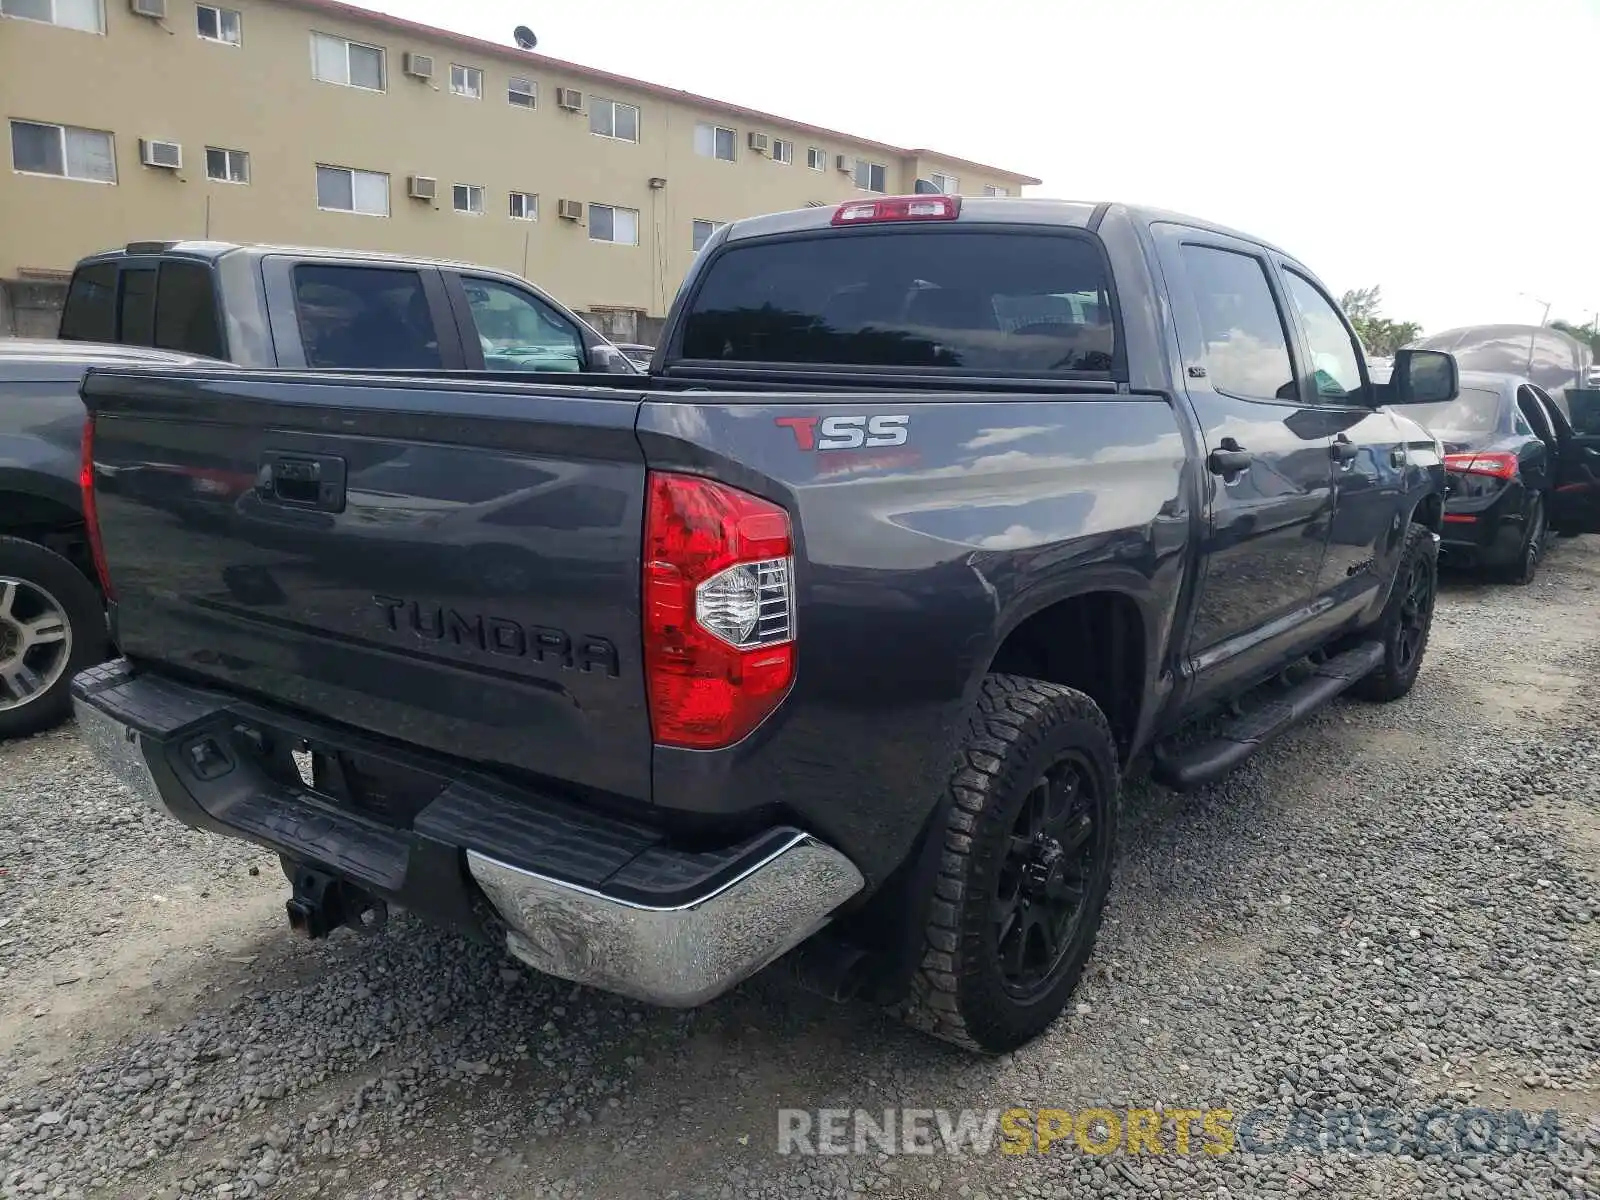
1518 292 1553 377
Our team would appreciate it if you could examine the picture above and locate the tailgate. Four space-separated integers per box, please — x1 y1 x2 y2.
81 368 653 802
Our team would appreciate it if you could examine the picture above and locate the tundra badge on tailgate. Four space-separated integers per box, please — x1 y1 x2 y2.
775 414 909 451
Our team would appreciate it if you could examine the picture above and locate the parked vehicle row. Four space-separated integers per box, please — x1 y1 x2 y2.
1407 372 1600 583
69 194 1549 1055
0 242 642 734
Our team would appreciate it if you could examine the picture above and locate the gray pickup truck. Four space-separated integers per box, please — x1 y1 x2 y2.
0 242 636 737
71 196 1509 1053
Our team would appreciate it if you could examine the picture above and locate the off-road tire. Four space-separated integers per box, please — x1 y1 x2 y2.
1501 493 1545 586
1349 524 1437 703
0 536 107 740
899 674 1119 1054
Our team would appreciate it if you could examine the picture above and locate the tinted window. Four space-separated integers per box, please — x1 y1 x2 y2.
1180 245 1293 401
153 262 224 358
116 267 157 347
680 231 1116 374
459 276 583 372
292 265 443 369
1404 388 1504 438
59 263 116 342
1281 269 1363 403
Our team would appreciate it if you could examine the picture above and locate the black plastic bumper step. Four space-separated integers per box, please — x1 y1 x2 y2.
1152 640 1385 792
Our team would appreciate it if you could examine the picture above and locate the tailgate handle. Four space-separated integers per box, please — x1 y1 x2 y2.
260 452 347 512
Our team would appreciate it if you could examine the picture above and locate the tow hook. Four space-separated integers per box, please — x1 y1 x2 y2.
284 865 387 940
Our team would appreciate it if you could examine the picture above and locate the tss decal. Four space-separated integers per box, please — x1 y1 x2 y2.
775 414 910 451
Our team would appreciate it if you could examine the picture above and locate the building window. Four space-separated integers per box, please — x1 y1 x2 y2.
771 138 793 165
311 32 385 91
589 98 639 142
588 204 638 246
315 164 388 216
10 119 115 183
205 146 249 184
453 183 484 214
691 219 725 252
929 172 958 194
507 76 536 108
806 146 826 171
853 160 887 193
195 4 239 44
0 0 102 33
450 64 482 99
509 191 537 220
694 123 736 162
983 185 1009 197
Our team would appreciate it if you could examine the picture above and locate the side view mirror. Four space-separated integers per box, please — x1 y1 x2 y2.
1389 348 1458 404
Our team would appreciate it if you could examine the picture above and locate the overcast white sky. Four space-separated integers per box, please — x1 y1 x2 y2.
362 0 1599 335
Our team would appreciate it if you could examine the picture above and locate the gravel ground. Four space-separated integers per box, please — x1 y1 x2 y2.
2 539 1598 1200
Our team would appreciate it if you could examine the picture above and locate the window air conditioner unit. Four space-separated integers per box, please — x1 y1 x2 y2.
129 0 166 17
408 175 437 201
748 132 769 154
139 139 182 170
403 52 434 79
835 154 853 174
556 87 583 111
557 199 583 221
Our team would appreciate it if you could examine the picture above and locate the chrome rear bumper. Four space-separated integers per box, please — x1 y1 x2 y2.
468 834 864 1007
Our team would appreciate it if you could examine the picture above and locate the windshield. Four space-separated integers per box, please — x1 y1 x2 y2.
1401 387 1504 439
680 230 1117 374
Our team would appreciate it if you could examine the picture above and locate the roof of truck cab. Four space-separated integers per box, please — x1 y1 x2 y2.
76 241 526 274
721 199 1298 259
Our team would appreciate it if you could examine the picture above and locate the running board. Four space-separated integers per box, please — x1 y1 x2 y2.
1152 641 1385 791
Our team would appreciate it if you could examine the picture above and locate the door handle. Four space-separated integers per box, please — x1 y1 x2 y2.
1331 436 1360 464
1208 438 1251 477
258 452 348 513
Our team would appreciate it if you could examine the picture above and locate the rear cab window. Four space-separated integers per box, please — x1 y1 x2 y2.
59 262 117 342
153 261 225 359
116 266 158 347
1404 388 1505 439
291 264 444 369
678 229 1117 375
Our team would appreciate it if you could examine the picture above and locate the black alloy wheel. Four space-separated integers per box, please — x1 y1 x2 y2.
994 753 1106 1000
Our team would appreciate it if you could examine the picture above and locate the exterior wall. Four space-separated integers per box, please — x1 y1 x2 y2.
0 0 1034 326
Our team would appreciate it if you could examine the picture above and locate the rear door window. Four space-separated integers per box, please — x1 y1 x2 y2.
292 264 444 369
59 263 117 342
680 230 1116 374
1515 385 1553 442
153 261 224 358
116 266 157 347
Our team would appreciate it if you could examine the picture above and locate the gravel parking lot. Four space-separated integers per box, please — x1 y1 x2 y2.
2 540 1598 1200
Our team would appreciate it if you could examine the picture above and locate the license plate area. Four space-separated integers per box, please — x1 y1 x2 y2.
224 720 450 831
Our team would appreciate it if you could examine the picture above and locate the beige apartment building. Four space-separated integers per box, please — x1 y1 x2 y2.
0 0 1038 340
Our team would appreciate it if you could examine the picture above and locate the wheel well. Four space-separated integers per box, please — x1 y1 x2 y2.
987 591 1146 761
1413 493 1443 535
0 491 92 579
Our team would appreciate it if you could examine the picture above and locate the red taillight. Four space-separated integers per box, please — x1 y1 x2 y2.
831 194 961 226
1443 451 1518 480
79 415 115 599
643 472 795 750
